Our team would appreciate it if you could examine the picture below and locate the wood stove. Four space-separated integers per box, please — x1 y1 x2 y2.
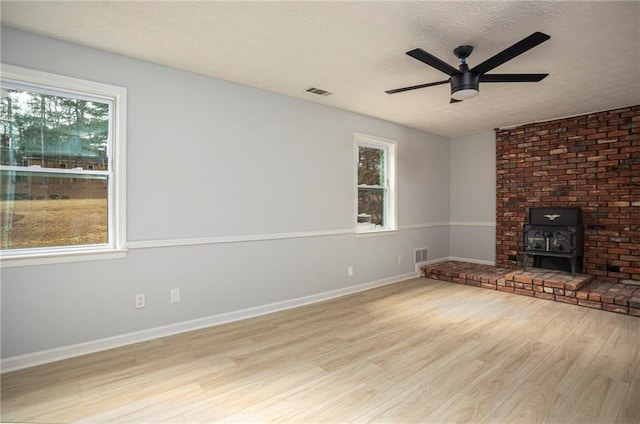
522 207 584 276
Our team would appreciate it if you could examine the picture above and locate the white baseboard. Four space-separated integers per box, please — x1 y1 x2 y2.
423 257 448 265
448 256 496 266
1 271 419 373
422 256 496 266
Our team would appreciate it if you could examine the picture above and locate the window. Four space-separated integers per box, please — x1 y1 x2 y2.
1 64 126 265
354 133 396 233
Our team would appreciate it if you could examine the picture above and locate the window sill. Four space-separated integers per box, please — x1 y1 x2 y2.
0 248 128 268
354 228 398 238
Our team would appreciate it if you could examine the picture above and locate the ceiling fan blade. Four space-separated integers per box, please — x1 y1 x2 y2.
450 98 463 104
470 32 550 75
480 73 549 82
385 79 450 94
406 48 461 76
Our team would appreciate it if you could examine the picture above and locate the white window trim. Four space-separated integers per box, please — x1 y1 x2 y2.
0 64 127 267
354 132 397 234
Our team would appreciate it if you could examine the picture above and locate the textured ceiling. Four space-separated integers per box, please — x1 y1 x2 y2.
1 1 639 137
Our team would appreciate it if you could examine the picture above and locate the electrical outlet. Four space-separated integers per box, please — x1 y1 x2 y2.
135 293 146 309
170 288 181 303
347 266 353 277
398 253 403 264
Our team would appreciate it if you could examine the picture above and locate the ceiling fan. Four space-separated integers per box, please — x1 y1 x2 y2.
386 32 550 103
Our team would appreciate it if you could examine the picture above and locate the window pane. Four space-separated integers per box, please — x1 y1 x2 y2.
358 187 384 226
1 88 109 170
355 133 395 233
1 170 108 250
358 146 385 186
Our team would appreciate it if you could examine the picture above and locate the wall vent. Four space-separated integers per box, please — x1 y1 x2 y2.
306 87 333 96
414 247 428 264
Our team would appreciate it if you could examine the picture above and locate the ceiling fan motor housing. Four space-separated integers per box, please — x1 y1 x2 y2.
451 72 479 99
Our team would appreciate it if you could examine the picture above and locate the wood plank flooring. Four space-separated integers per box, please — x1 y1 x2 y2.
2 278 639 423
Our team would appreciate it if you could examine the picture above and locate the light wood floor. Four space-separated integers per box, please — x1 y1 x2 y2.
2 278 639 423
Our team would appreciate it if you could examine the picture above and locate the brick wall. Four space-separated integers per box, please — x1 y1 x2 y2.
495 105 640 283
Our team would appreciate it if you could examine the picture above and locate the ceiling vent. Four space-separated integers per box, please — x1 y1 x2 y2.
306 87 333 97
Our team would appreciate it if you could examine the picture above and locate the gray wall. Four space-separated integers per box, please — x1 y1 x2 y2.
449 131 496 263
1 27 452 360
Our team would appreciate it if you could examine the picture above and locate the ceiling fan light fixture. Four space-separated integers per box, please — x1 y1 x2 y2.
450 72 480 101
451 88 479 101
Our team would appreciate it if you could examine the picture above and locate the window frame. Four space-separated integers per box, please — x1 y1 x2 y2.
354 132 397 234
0 64 127 267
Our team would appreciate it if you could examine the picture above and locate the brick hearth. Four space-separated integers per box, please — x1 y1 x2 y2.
423 261 640 316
